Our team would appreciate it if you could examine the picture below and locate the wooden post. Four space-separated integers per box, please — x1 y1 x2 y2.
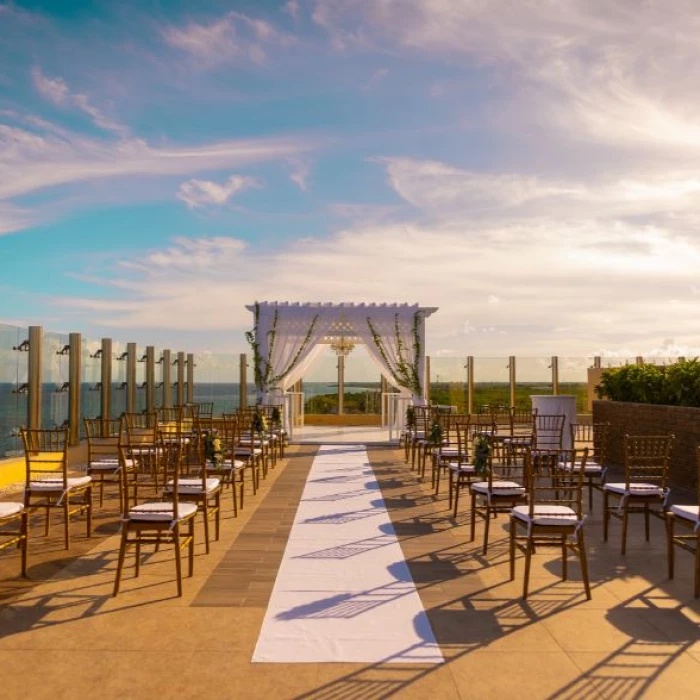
68 332 81 445
467 356 474 414
239 353 248 410
100 338 112 420
551 355 559 395
176 352 185 406
126 342 136 414
186 353 194 404
509 356 516 408
146 346 155 413
162 349 172 408
593 356 601 369
27 326 43 430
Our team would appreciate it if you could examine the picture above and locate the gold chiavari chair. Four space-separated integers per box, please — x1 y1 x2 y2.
666 445 700 597
113 435 197 598
470 431 527 554
0 501 28 576
163 420 221 555
122 416 162 499
84 418 135 509
510 447 591 600
22 427 92 550
561 422 610 510
223 412 262 491
603 434 674 554
410 406 432 472
431 412 465 491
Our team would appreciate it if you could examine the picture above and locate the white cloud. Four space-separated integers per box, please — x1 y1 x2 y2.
177 174 260 209
288 158 310 191
32 67 128 138
162 12 294 66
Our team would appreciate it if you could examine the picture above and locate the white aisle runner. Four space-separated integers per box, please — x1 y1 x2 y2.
252 444 443 663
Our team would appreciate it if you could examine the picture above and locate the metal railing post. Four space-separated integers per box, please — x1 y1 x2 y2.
68 332 81 445
146 346 155 413
176 352 185 405
126 342 136 413
186 353 194 403
162 349 172 407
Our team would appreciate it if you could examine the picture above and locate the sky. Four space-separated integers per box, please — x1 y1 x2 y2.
2 0 700 363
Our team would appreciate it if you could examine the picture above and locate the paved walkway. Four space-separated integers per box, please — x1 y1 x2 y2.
0 445 699 698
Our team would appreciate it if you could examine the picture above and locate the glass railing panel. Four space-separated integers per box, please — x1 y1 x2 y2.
193 353 238 416
304 349 338 415
473 357 510 410
429 356 466 409
81 337 102 435
42 331 69 429
515 357 552 408
110 343 126 419
0 324 28 458
558 356 590 414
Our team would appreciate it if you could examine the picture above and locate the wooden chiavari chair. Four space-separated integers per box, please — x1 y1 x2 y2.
0 501 28 576
431 412 465 491
113 435 196 598
122 415 162 499
21 427 92 550
84 417 135 509
603 434 674 554
223 412 262 490
202 415 246 515
510 447 591 600
410 406 431 472
560 422 610 510
666 446 700 596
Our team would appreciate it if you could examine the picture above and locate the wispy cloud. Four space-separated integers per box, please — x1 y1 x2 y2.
162 11 294 67
32 67 129 138
177 174 260 209
288 158 311 191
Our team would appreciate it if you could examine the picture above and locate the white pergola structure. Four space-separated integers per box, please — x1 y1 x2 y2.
245 302 438 404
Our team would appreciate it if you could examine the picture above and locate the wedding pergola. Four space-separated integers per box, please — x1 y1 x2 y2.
244 302 438 403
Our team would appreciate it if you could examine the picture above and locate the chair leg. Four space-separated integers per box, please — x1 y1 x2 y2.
188 517 195 577
202 500 210 555
578 529 592 600
113 526 128 596
695 533 700 598
44 502 51 537
523 535 533 599
509 518 516 580
603 491 609 541
453 477 461 519
561 535 568 581
482 504 492 555
86 486 92 538
666 514 675 579
63 496 70 550
621 503 629 555
470 491 477 542
644 503 650 541
588 479 593 511
20 511 28 577
173 524 183 597
215 492 221 540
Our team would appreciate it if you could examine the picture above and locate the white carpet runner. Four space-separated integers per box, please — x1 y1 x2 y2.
252 444 443 663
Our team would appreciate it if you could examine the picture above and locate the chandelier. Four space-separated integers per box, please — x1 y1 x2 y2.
330 336 355 357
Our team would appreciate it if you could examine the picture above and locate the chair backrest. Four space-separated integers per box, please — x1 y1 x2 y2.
159 428 185 520
624 434 674 491
490 405 512 432
157 406 182 425
124 412 157 429
534 414 565 450
84 418 123 463
21 427 69 488
571 422 610 465
511 408 537 438
413 406 431 435
525 447 588 520
198 402 214 419
696 446 700 510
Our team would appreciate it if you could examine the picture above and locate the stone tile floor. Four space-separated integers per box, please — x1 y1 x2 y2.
0 443 699 699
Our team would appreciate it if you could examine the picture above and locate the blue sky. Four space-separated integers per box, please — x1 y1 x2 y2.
2 0 700 360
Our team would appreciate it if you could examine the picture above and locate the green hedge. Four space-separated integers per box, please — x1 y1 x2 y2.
596 359 700 406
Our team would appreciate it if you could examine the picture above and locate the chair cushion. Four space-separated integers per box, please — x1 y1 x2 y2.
0 502 23 519
166 477 221 495
558 460 604 475
471 481 525 496
438 447 461 458
670 504 700 522
208 459 246 471
512 504 579 526
128 501 197 522
28 475 92 492
235 447 262 457
604 482 664 496
447 462 477 473
89 458 136 472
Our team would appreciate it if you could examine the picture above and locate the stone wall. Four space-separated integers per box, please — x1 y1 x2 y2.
592 400 699 490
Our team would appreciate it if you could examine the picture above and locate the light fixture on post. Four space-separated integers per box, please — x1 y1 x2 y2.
330 336 355 357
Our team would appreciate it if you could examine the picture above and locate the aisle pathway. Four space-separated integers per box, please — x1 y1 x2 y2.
252 444 443 663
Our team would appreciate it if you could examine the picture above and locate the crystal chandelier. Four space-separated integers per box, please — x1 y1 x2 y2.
330 336 355 357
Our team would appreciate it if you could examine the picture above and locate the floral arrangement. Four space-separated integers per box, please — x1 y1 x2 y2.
204 431 224 466
405 405 416 430
271 406 282 426
251 410 268 434
473 435 491 476
428 420 443 445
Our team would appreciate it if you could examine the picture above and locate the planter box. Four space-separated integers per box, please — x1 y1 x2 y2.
592 400 699 489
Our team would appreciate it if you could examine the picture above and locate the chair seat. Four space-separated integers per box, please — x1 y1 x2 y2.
471 481 525 496
512 504 579 527
28 475 92 492
604 482 664 496
438 447 461 458
207 459 246 471
558 460 604 475
0 502 24 519
502 437 532 445
235 447 262 457
531 449 562 458
670 504 700 523
166 477 221 495
89 458 135 472
128 501 198 522
447 462 477 473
